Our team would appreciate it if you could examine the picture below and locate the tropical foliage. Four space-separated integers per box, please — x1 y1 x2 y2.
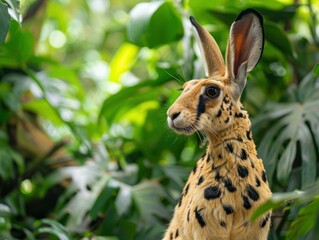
0 0 318 239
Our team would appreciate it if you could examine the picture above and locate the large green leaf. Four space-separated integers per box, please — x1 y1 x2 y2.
287 196 319 239
0 21 33 65
254 68 319 188
264 21 294 59
127 1 183 48
132 181 170 223
99 68 175 126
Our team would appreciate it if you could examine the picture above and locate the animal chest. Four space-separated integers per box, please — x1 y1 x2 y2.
172 142 271 239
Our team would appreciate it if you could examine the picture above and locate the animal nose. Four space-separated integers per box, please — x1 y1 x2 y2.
171 111 181 120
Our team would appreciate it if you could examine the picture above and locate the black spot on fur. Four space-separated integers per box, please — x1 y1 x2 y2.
255 177 261 187
223 95 230 104
246 129 252 140
224 178 237 192
185 184 190 195
194 207 206 227
220 221 227 228
226 143 233 153
204 185 221 200
175 229 179 238
235 112 246 118
193 163 197 174
178 194 183 207
170 232 173 240
211 163 217 170
196 95 206 120
240 149 247 160
187 209 190 222
260 213 271 228
237 165 249 178
218 153 222 159
216 109 222 117
243 195 252 209
262 171 267 182
197 176 204 185
246 184 260 201
250 160 255 168
237 135 243 142
224 117 230 123
215 171 222 181
223 205 234 215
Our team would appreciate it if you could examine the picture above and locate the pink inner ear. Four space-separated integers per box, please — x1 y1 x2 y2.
232 15 255 77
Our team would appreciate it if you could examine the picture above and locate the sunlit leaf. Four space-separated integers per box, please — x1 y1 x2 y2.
22 99 63 125
99 70 174 126
4 21 33 64
3 0 22 23
127 1 183 48
110 43 139 83
287 196 319 239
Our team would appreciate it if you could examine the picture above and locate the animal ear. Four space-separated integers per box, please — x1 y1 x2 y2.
226 9 264 100
190 16 225 78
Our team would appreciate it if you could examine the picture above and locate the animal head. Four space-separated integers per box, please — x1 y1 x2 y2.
167 9 264 136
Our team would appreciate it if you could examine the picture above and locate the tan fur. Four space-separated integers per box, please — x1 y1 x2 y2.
164 10 271 240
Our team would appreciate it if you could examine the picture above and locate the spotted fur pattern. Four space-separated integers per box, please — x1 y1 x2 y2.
164 9 272 240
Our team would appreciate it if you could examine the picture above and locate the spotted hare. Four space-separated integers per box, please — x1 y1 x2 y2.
164 9 272 240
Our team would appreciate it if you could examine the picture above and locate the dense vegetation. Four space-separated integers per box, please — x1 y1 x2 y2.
0 0 318 239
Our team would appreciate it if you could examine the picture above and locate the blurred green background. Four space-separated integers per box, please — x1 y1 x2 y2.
0 0 319 239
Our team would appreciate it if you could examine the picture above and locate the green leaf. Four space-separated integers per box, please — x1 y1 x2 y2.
3 0 21 22
314 63 319 77
109 43 139 82
264 21 294 59
299 125 316 188
90 184 118 219
277 141 296 184
37 227 69 240
4 21 33 64
0 203 11 232
99 70 173 126
0 2 10 43
287 196 319 239
132 181 169 223
22 99 63 125
127 1 183 48
251 190 306 221
117 220 137 240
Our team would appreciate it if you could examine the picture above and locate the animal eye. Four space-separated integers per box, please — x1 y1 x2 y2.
205 86 220 98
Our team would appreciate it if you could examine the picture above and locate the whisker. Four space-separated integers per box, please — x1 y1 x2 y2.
161 68 184 85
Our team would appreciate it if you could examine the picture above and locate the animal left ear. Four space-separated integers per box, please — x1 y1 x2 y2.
190 16 226 78
226 9 264 101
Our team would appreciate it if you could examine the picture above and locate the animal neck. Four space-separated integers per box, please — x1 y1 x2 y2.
205 108 256 160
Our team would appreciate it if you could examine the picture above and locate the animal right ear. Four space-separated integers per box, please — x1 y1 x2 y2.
190 16 225 78
226 9 264 101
